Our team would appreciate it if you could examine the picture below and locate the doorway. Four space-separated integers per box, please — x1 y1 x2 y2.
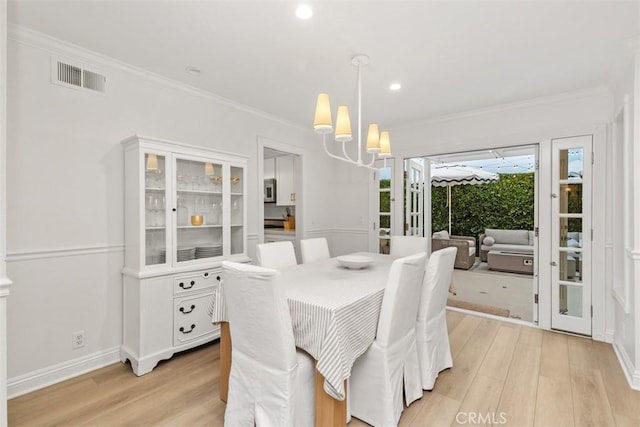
403 145 539 323
257 138 303 259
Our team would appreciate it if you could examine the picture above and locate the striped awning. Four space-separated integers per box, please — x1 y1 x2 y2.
431 165 499 187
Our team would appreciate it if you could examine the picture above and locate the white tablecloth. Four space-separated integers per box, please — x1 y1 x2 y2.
209 252 396 400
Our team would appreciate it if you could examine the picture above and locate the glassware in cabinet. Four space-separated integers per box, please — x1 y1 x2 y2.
230 165 244 255
175 157 224 263
144 152 167 266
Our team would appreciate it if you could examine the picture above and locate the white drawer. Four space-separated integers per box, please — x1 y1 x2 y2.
173 292 219 346
173 270 220 295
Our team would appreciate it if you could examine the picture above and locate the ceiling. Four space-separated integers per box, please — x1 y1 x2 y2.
8 1 640 130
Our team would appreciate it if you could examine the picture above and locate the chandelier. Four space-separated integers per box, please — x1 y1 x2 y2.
313 54 391 169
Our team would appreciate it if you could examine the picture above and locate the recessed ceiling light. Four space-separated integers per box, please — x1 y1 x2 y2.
296 4 313 20
389 82 402 91
185 66 201 75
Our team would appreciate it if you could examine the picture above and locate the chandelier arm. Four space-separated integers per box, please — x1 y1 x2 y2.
341 141 357 164
322 134 355 163
363 152 377 168
356 60 363 165
321 134 377 170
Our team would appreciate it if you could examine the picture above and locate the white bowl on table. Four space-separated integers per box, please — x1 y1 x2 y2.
336 255 374 270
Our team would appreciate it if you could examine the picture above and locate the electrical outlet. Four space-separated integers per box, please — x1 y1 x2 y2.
72 330 85 349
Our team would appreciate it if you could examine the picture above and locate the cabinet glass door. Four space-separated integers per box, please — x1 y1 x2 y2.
230 165 244 255
145 152 167 266
174 157 223 264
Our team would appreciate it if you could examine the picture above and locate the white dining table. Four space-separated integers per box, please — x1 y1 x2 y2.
209 251 397 426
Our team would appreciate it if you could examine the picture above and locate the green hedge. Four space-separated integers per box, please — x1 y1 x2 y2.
431 173 535 240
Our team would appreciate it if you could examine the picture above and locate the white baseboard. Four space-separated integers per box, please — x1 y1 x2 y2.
604 329 615 344
613 341 640 391
7 346 121 399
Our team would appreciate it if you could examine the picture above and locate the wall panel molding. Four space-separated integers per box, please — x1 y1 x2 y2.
6 244 125 262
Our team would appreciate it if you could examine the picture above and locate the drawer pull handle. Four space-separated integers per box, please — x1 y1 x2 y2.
179 304 196 314
179 281 195 290
216 275 221 281
179 324 196 334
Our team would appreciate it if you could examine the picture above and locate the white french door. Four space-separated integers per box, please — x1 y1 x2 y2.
371 159 394 254
550 135 592 335
404 159 424 236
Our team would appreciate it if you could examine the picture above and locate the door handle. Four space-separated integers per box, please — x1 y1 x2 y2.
550 261 558 266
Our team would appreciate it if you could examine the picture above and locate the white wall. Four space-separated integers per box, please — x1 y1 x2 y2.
4 27 332 396
1 1 12 423
609 55 639 388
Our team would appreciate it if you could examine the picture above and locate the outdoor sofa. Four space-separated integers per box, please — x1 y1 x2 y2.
479 228 534 262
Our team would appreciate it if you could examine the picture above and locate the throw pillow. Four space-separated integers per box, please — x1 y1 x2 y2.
483 236 495 246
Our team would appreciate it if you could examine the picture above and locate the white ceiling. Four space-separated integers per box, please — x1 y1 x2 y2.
8 1 640 129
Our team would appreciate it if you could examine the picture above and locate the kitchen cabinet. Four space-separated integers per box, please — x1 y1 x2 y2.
276 155 296 206
121 135 249 375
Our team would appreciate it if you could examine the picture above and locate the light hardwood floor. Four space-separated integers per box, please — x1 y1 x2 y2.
8 311 640 426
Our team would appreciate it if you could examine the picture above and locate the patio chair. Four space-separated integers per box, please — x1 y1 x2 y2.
431 230 476 270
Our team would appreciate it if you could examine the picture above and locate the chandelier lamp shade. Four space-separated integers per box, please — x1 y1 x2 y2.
313 54 391 168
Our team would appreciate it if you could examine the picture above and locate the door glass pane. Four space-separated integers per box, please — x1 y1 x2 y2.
558 250 582 282
559 218 582 249
559 183 582 213
378 163 392 254
559 284 583 317
559 148 583 179
145 153 166 266
176 158 223 263
230 166 244 255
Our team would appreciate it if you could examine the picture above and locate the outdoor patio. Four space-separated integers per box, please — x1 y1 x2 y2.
448 260 533 322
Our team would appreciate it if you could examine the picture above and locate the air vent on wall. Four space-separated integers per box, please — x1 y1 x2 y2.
52 58 106 94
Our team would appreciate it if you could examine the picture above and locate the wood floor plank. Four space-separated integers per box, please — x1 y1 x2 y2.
592 340 640 424
447 314 482 360
403 391 460 427
496 326 542 427
432 318 500 401
566 336 616 427
538 329 570 379
534 375 574 427
452 374 504 427
476 324 520 382
445 309 465 332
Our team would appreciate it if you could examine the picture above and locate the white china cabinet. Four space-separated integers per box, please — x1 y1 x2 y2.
121 135 249 375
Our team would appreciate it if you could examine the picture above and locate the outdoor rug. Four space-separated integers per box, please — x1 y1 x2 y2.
447 299 511 318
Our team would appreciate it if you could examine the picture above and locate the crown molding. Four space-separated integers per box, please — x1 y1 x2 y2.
8 24 307 132
392 86 612 131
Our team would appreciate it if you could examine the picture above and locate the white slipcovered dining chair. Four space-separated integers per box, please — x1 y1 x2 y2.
349 252 427 427
300 237 330 264
389 235 428 257
416 246 457 390
255 241 297 269
221 261 315 426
